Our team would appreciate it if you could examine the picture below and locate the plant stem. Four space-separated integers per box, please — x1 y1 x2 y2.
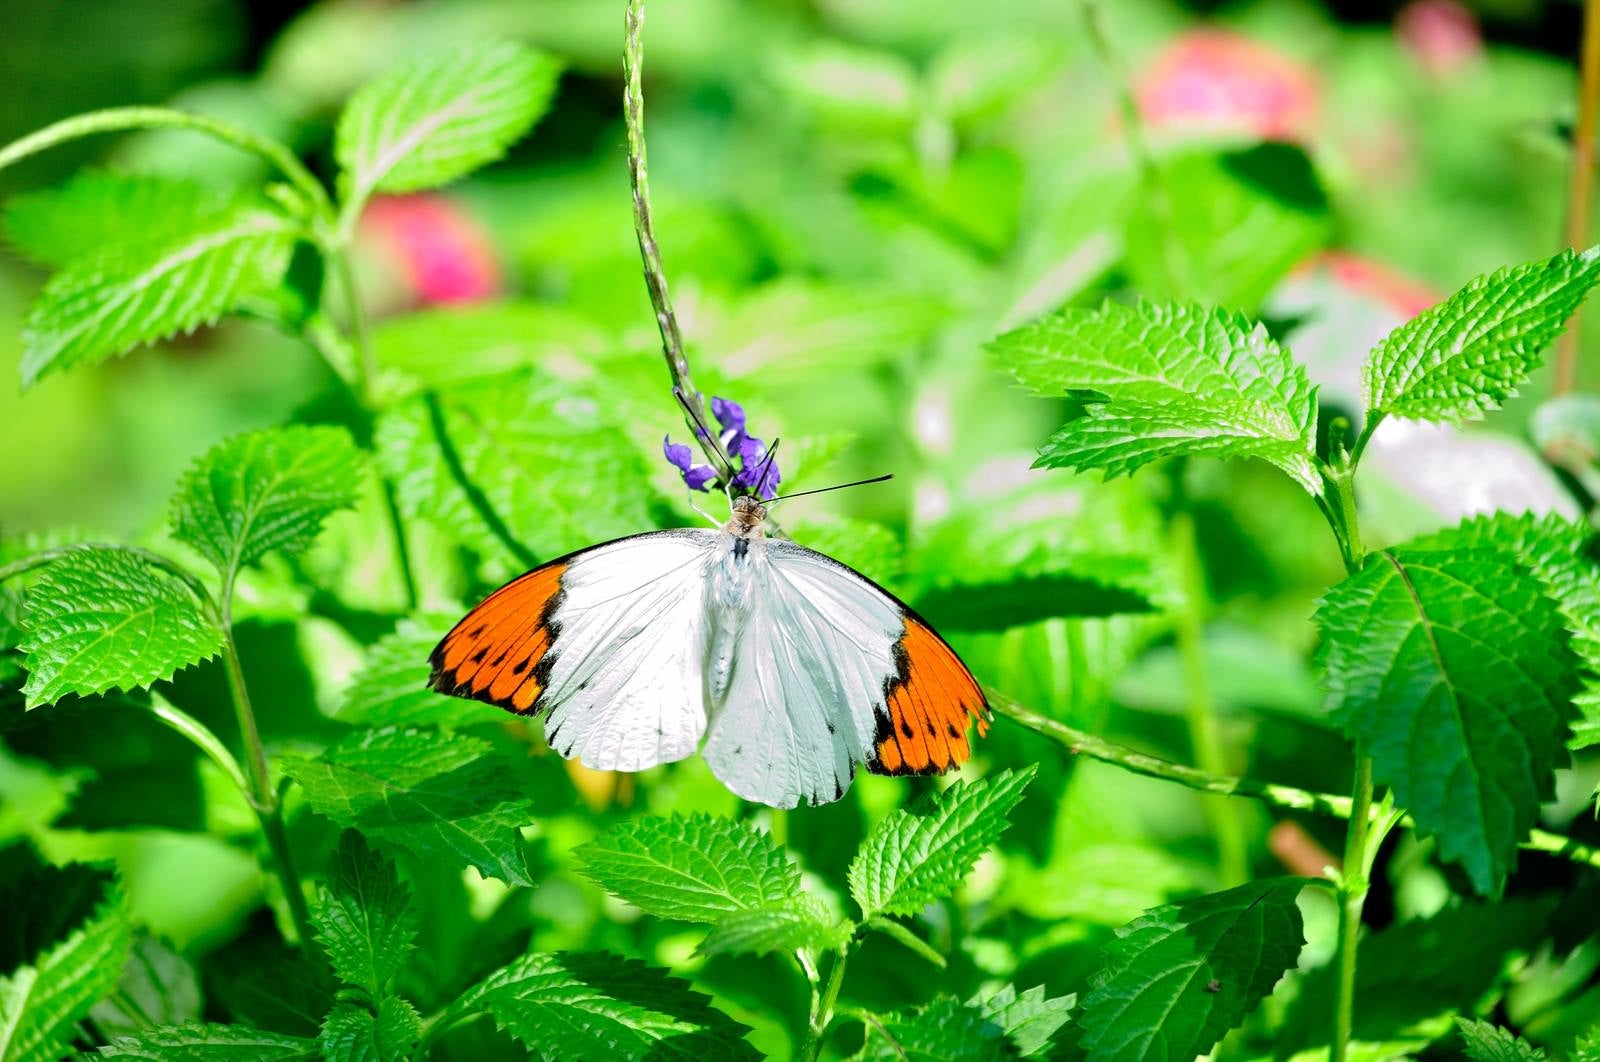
1557 0 1600 396
801 943 850 1062
1331 758 1372 1062
219 602 314 946
144 694 253 803
0 106 332 218
1171 511 1249 887
623 0 735 481
864 916 947 969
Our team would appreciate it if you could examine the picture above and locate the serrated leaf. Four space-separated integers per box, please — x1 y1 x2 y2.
1078 877 1307 1062
1456 1019 1547 1062
280 727 535 886
695 898 849 959
336 615 506 729
575 814 800 923
0 879 133 1062
20 204 297 386
2 171 220 269
18 548 221 709
968 984 1076 1059
319 998 420 1062
375 375 654 568
90 935 200 1037
170 425 364 581
97 1023 318 1060
849 766 1036 918
991 301 1321 494
312 831 418 997
337 41 559 201
851 997 1009 1062
1406 513 1600 749
442 950 758 1061
1315 545 1576 894
1363 246 1600 425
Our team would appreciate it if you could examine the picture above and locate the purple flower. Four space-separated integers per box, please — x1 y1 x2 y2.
663 395 783 500
663 436 717 491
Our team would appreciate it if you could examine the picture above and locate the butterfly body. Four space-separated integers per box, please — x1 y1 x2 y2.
429 495 989 807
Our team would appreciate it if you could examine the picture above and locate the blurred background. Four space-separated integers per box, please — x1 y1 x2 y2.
3 0 1600 1055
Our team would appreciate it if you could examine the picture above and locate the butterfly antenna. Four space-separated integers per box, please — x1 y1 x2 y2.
750 437 781 497
674 387 733 480
768 473 893 505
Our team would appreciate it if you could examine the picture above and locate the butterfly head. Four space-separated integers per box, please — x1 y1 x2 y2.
727 494 767 536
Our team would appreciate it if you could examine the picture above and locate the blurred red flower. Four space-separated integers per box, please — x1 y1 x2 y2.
1396 0 1483 78
357 194 502 307
1136 30 1319 141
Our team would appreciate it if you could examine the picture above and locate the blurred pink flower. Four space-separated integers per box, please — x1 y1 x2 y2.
1317 250 1438 319
1397 0 1482 78
1136 30 1318 141
358 194 501 306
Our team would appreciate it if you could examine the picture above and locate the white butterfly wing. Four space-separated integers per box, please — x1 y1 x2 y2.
430 529 717 772
701 540 989 808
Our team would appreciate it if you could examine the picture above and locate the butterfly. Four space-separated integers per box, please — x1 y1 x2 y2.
427 492 990 808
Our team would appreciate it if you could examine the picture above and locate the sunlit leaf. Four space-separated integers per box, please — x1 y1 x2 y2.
1077 877 1307 1062
97 1024 318 1060
1455 1019 1547 1062
319 998 420 1062
170 425 364 581
18 547 221 709
2 171 219 269
968 984 1076 1059
280 727 536 886
575 814 799 923
695 897 849 958
1315 543 1576 895
1363 246 1600 426
336 41 559 201
851 997 1009 1061
312 831 418 998
442 951 759 1061
849 766 1036 918
991 301 1321 494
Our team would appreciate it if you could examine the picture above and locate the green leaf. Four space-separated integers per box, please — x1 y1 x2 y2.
849 766 1036 918
695 897 849 959
1124 144 1331 314
280 727 536 886
18 547 221 709
375 376 654 567
1455 1019 1547 1062
311 831 418 998
851 998 1009 1062
90 935 200 1037
170 425 364 581
336 615 506 729
0 879 133 1062
97 1023 318 1060
575 814 800 923
20 203 298 386
336 42 559 202
1315 544 1577 894
319 998 420 1062
968 984 1076 1059
1363 246 1600 425
1077 877 1307 1062
442 951 758 1061
2 171 219 269
991 301 1321 494
1406 512 1600 749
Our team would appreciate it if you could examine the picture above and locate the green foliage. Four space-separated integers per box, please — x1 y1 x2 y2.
990 301 1321 493
319 998 421 1062
693 897 848 958
2 171 219 270
97 1024 318 1060
20 202 298 386
336 42 559 203
575 814 800 923
441 951 758 1061
336 616 505 729
1363 247 1600 426
1315 541 1577 895
311 831 418 1000
968 984 1076 1059
280 727 536 886
852 997 1009 1061
0 877 132 1062
1455 1019 1548 1062
17 548 221 708
170 425 363 582
849 766 1036 918
1077 877 1307 1062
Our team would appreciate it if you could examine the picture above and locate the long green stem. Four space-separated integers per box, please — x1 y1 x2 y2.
1556 0 1600 396
801 943 850 1062
144 694 252 803
1331 758 1372 1062
1171 511 1249 886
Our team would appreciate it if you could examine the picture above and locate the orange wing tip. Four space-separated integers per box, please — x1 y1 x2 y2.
866 617 988 777
427 562 569 716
